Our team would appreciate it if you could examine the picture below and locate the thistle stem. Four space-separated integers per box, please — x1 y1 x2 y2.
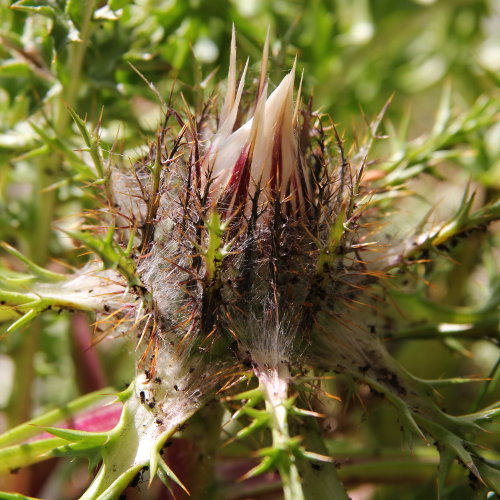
258 367 305 500
171 402 224 499
82 376 204 499
294 421 350 500
80 384 159 499
55 0 97 134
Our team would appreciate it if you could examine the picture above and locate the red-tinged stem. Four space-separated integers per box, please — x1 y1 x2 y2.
71 312 107 394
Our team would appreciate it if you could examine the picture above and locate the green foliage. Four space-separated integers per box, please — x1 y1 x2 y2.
0 1 498 499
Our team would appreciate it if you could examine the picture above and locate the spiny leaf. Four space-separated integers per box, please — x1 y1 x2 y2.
228 392 264 420
225 387 263 402
0 437 66 474
6 308 38 332
42 427 109 445
0 270 37 288
51 442 103 473
239 455 276 481
64 228 140 287
475 460 500 493
0 289 36 307
422 418 482 481
0 388 117 448
92 465 143 500
29 122 94 179
233 413 270 440
432 81 452 138
457 406 500 426
363 376 427 444
51 441 104 471
67 106 107 181
1 242 66 282
157 456 190 495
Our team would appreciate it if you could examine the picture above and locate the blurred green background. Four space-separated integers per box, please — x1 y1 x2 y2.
0 0 498 498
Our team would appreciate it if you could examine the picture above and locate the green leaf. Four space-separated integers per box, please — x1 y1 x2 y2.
42 427 109 445
0 60 32 78
0 493 43 500
65 0 86 27
93 465 143 500
6 308 39 332
108 0 131 10
240 455 276 480
432 81 452 138
63 227 141 287
11 0 81 43
67 107 106 180
475 460 500 494
0 437 66 474
10 0 55 18
233 414 270 440
29 122 95 179
1 242 66 282
421 418 481 480
0 388 117 448
51 440 104 465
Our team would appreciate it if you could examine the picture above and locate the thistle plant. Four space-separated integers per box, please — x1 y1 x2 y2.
1 12 500 500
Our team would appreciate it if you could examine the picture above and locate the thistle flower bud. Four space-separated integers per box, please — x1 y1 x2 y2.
205 32 310 218
65 30 498 499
